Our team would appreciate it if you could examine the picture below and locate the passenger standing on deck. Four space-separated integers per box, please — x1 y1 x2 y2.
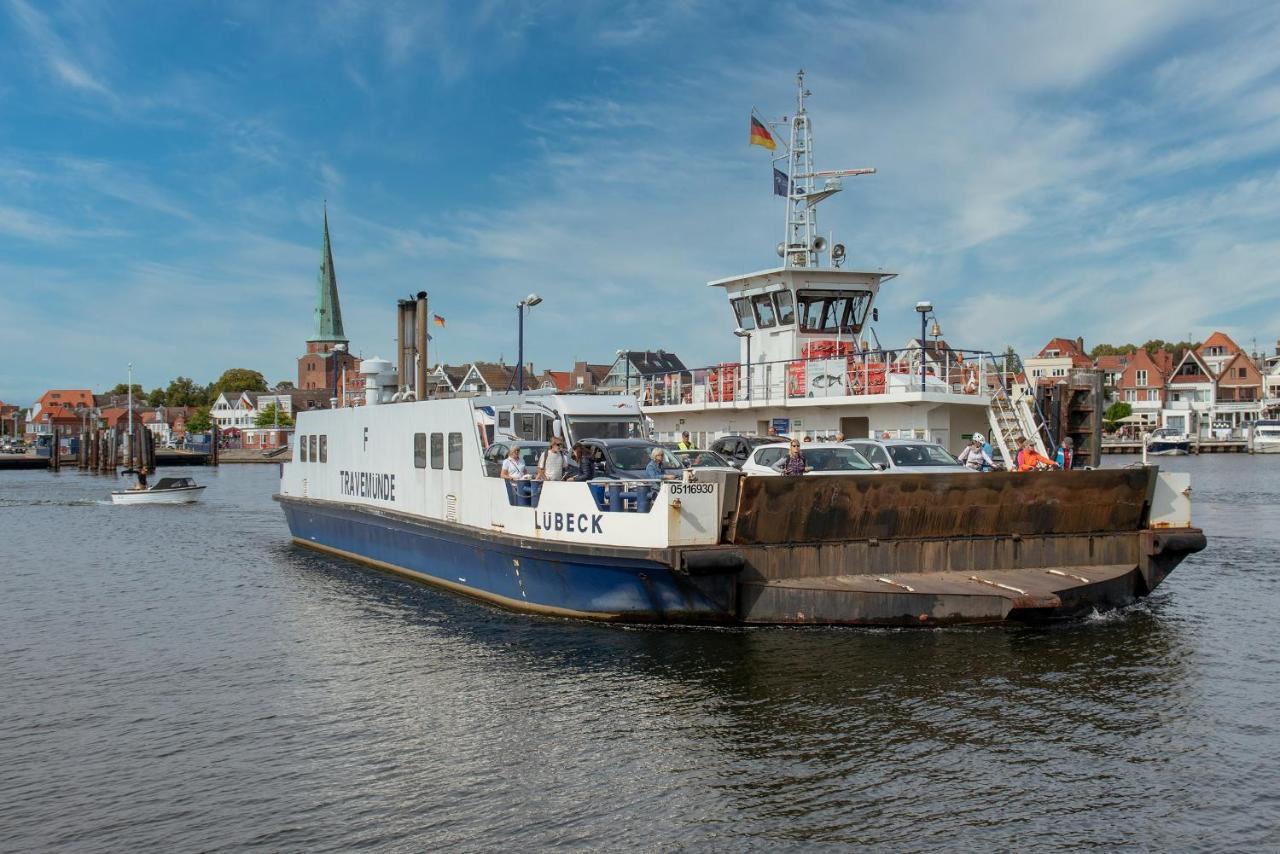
1055 436 1075 470
781 440 808 476
677 431 693 451
537 437 569 481
569 443 596 481
501 445 528 480
1014 436 1059 471
957 433 994 472
767 425 779 438
645 447 676 480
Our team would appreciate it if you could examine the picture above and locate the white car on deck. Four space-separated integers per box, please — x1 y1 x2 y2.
845 438 968 473
740 442 879 476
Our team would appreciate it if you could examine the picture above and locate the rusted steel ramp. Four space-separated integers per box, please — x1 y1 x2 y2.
723 469 1205 626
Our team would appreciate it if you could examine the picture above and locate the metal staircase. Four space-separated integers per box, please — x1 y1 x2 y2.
984 354 1051 466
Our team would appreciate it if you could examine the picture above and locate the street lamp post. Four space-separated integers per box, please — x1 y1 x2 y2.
516 293 543 393
915 301 934 394
734 328 752 401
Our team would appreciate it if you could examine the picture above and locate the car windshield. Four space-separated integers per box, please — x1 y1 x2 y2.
674 450 730 467
567 417 644 440
800 447 874 471
608 446 681 472
886 443 959 466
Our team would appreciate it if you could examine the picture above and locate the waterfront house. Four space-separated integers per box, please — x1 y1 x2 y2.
1094 355 1130 403
1265 340 1280 417
599 351 688 394
538 370 573 392
1161 331 1264 437
570 361 612 392
428 364 469 397
242 424 293 450
0 400 23 440
1025 338 1093 385
456 362 519 396
210 391 262 430
1114 349 1169 428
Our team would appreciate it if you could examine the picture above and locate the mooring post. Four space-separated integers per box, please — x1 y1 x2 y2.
50 428 59 472
211 425 219 466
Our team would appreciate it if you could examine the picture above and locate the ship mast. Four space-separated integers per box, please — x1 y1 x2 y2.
772 70 876 269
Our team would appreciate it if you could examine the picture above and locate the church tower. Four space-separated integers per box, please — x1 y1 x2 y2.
298 206 359 394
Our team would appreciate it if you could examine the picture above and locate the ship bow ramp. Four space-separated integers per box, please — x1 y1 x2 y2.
706 468 1205 626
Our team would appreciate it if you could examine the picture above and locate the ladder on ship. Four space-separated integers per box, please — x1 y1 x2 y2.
986 374 1051 467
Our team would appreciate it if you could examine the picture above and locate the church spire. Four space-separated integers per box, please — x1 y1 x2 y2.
311 203 347 343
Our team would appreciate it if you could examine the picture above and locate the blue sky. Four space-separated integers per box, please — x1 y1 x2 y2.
3 0 1280 404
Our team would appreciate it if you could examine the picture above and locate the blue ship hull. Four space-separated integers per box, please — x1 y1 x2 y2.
276 496 735 623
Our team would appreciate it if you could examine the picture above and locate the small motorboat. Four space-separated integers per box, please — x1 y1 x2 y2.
1145 427 1192 456
111 476 206 505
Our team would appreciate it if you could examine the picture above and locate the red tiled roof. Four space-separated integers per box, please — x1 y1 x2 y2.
38 389 93 410
1094 355 1129 371
542 370 572 392
1197 331 1242 355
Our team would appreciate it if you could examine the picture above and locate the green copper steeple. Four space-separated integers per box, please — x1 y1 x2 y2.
311 205 348 344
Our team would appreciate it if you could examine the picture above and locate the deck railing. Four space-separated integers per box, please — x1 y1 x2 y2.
633 347 1020 408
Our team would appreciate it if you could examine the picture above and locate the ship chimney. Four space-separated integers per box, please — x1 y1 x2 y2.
414 291 429 399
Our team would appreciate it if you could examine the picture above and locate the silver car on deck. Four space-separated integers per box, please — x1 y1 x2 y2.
846 438 967 473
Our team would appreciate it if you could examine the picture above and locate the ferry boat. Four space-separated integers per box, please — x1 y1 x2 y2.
276 339 1206 628
274 72 1206 626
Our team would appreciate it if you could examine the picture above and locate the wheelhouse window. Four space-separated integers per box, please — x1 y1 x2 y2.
751 293 777 329
319 435 327 463
448 432 464 470
413 432 427 468
774 289 795 325
731 297 755 330
430 433 444 469
796 289 872 333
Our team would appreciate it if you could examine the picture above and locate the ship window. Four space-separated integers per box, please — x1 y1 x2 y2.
751 294 777 328
516 413 538 439
319 435 327 463
498 410 511 429
309 435 317 461
773 290 795 325
731 297 755 330
430 433 444 469
413 432 427 468
299 435 308 462
448 432 464 470
796 289 872 333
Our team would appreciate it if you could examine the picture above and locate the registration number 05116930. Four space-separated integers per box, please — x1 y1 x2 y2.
668 483 715 495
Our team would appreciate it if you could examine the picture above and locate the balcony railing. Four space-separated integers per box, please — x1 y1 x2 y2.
633 347 1017 408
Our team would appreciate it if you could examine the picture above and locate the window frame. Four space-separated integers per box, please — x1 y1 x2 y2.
309 435 317 461
448 432 464 470
413 432 427 469
430 432 444 469
751 293 777 329
731 297 756 330
773 289 795 326
319 435 327 463
299 435 308 462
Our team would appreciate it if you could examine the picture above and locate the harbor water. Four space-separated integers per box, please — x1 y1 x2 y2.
1 457 1277 851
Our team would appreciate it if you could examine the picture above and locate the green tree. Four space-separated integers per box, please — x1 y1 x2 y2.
186 406 212 433
1103 401 1132 432
274 381 295 390
147 387 167 406
1090 343 1137 358
165 376 207 407
254 403 294 427
107 382 145 398
212 368 268 396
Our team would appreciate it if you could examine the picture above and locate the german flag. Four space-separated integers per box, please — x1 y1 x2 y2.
749 116 776 150
433 314 446 328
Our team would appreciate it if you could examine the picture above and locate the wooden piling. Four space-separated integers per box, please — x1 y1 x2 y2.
50 428 60 472
210 425 219 466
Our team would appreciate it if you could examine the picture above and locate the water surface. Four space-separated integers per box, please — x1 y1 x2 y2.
1 457 1276 851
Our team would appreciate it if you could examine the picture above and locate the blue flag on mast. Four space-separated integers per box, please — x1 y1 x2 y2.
773 168 790 197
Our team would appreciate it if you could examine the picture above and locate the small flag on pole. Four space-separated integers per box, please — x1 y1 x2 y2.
749 116 776 150
433 314 446 328
773 168 790 197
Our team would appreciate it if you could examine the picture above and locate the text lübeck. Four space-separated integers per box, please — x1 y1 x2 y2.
535 511 604 534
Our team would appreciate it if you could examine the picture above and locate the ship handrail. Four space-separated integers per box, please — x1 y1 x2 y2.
505 477 676 512
628 347 1022 407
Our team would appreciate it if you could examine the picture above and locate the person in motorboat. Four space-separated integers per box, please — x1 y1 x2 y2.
133 466 150 490
537 437 570 481
957 433 994 472
1014 436 1059 471
501 445 530 480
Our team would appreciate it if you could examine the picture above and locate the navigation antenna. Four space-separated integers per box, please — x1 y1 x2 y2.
769 70 876 269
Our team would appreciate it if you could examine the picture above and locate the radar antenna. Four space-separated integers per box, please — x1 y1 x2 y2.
766 70 875 268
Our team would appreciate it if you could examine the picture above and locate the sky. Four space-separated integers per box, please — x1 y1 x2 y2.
3 0 1280 404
